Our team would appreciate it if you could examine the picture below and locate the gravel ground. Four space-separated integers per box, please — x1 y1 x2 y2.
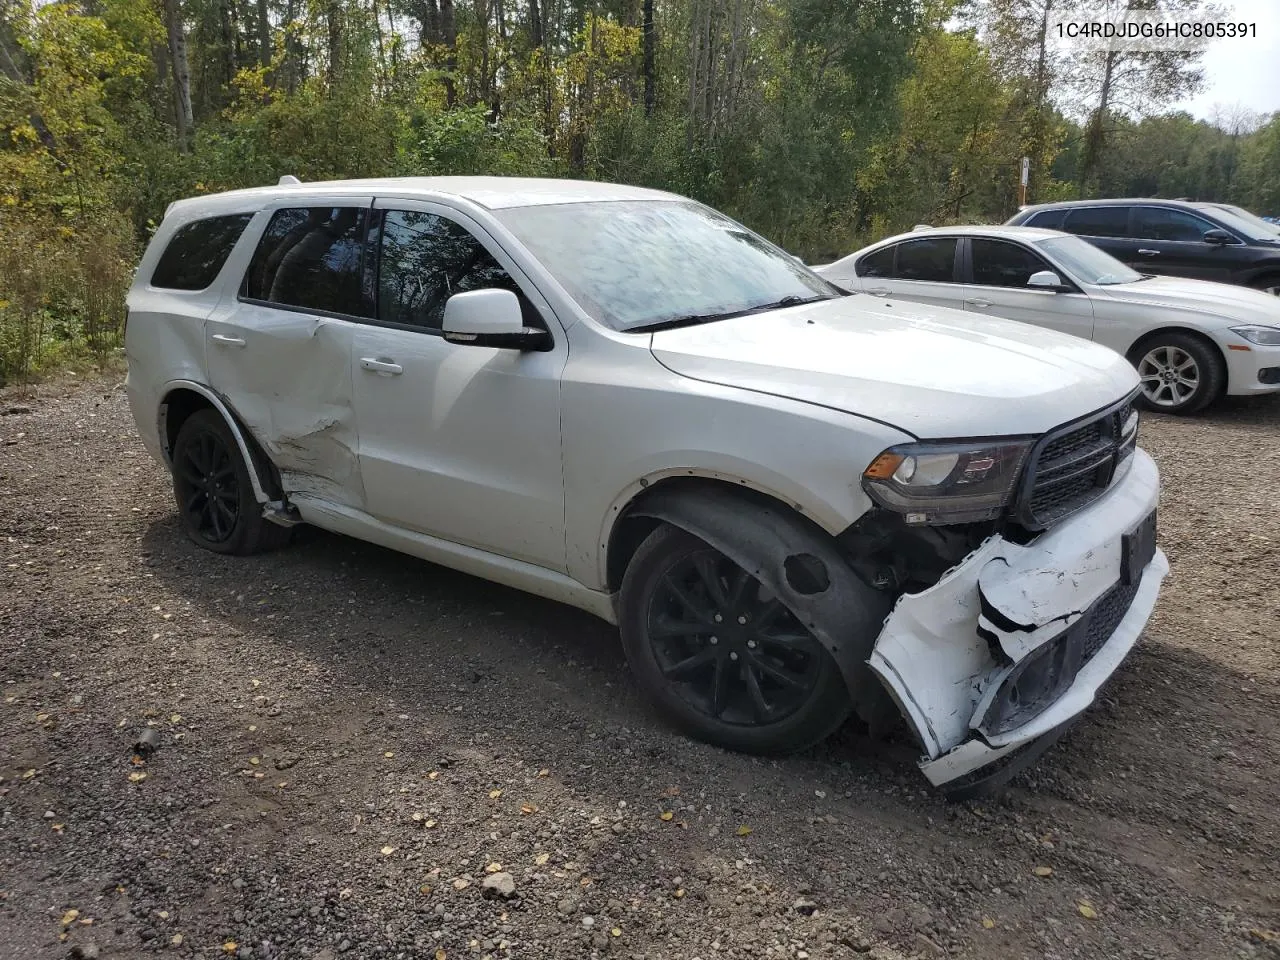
1 374 1278 960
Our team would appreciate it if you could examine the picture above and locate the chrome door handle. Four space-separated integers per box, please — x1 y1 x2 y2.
1137 248 1160 256
210 334 246 347
866 286 891 296
964 298 992 308
360 357 403 375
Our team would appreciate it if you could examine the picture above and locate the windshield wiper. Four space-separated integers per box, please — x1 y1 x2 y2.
625 294 833 333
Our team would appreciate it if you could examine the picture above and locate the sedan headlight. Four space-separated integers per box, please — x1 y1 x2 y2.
1231 325 1280 345
863 440 1033 525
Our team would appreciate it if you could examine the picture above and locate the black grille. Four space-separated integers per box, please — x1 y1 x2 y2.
1081 577 1142 663
1015 393 1139 529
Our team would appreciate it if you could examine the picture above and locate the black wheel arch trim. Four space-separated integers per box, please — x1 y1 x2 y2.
158 380 286 512
625 485 896 729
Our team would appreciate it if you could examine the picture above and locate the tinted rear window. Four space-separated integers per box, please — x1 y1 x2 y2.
1025 209 1066 230
857 246 895 278
1063 207 1130 238
893 238 958 282
151 214 254 290
242 206 372 317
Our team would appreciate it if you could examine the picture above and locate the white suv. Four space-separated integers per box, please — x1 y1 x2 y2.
125 177 1168 794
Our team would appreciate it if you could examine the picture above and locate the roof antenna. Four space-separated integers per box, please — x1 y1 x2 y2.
278 174 301 185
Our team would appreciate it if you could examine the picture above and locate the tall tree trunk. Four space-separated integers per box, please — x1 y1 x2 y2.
529 0 542 46
1079 49 1115 197
218 0 236 89
326 0 342 91
372 0 389 94
256 0 271 67
440 0 456 106
642 0 655 116
162 0 194 149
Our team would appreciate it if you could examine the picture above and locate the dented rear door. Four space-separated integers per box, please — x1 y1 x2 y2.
205 199 373 510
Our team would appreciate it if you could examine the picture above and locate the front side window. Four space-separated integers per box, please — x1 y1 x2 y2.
1132 206 1219 242
494 200 839 331
970 239 1053 288
242 206 371 316
376 210 535 330
893 238 958 282
1063 206 1130 238
151 213 254 290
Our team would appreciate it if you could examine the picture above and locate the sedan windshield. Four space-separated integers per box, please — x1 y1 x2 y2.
1036 235 1142 285
495 200 840 331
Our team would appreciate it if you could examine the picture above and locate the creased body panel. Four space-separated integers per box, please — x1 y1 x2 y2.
869 449 1164 780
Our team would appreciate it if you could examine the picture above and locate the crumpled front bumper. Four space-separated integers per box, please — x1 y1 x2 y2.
867 448 1168 788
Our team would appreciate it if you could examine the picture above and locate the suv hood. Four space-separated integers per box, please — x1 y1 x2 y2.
1097 275 1280 326
649 296 1138 437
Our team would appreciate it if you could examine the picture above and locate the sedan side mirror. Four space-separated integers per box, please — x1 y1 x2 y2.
1202 228 1234 245
442 289 552 351
1027 269 1066 290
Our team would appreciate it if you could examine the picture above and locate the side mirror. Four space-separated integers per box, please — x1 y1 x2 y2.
442 289 551 351
1202 228 1234 245
1027 269 1066 290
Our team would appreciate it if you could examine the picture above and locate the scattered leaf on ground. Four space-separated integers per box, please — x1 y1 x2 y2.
248 757 260 766
418 884 432 896
59 909 79 925
537 768 549 777
435 950 446 960
660 811 673 821
452 879 470 890
381 846 396 856
485 862 502 873
222 942 238 954
520 803 538 815
611 927 622 937
171 933 183 946
488 789 502 799
736 825 752 836
424 819 437 829
535 853 550 866
1078 902 1098 920
674 888 685 899
384 751 395 759
1034 866 1053 877
428 771 439 780
128 772 147 783
982 917 995 929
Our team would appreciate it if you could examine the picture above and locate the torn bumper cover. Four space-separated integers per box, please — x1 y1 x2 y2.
868 448 1168 788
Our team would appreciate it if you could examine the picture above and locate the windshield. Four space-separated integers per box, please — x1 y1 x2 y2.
1036 235 1143 285
1199 203 1280 241
495 200 840 331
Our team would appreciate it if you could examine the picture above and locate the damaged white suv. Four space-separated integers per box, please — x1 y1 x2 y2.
125 177 1167 793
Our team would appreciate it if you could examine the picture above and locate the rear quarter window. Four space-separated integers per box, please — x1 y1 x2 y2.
150 213 255 291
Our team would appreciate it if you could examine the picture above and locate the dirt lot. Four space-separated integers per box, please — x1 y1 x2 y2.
1 375 1278 960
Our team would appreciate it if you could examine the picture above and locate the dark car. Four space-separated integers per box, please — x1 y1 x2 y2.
1006 198 1280 296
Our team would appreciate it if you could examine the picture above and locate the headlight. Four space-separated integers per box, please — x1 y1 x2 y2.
1230 325 1280 345
863 440 1033 525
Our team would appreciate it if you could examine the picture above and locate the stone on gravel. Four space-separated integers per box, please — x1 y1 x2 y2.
481 872 516 899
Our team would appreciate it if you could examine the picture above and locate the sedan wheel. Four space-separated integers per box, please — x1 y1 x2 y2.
1137 344 1200 409
1130 332 1224 415
619 526 852 754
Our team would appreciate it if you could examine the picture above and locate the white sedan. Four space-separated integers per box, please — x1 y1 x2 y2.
815 225 1280 414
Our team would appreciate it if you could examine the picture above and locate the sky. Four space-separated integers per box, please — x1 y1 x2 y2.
1174 0 1280 121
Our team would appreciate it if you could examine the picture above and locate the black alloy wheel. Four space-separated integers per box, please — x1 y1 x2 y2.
619 526 851 753
170 408 292 555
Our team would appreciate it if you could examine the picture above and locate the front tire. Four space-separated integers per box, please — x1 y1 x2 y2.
171 409 291 555
618 525 851 754
1132 332 1224 415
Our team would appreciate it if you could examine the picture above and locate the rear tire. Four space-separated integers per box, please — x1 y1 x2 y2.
171 409 292 555
1131 332 1224 415
618 525 850 754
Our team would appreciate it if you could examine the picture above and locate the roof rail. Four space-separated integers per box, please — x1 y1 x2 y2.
911 223 932 231
278 174 302 185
